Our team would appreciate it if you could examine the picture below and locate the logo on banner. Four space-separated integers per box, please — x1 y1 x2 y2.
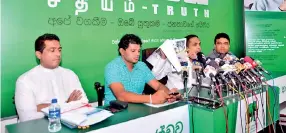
47 0 209 17
155 121 183 133
48 0 61 8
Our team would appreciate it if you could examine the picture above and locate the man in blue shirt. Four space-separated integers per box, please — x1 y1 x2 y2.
104 34 179 105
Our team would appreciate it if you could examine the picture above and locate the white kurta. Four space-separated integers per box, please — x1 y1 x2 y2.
15 65 88 122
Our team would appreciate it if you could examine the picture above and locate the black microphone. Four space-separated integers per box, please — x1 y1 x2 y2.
218 71 229 84
193 59 205 78
219 53 226 59
231 71 244 84
197 52 207 68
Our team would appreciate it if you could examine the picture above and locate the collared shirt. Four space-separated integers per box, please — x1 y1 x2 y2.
104 56 155 104
15 65 88 122
207 49 235 59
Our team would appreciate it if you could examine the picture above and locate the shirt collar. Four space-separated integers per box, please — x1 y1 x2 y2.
118 56 140 70
38 64 59 73
212 49 232 58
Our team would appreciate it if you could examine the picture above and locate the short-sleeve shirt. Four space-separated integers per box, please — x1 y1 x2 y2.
104 56 155 104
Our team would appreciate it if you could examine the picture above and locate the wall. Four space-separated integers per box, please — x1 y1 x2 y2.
1 0 244 118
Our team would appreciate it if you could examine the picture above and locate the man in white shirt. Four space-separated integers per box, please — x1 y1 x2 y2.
147 35 209 97
15 33 88 122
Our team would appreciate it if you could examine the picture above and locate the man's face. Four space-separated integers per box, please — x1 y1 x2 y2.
36 40 62 69
120 43 141 64
215 38 230 54
187 37 201 59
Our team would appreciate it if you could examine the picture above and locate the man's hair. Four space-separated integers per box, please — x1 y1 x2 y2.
118 34 142 55
35 33 60 53
184 34 199 48
214 33 230 44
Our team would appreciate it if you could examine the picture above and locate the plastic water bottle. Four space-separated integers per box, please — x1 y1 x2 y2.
48 98 62 132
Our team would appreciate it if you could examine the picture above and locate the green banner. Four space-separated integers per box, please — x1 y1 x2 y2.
245 11 286 78
1 0 244 118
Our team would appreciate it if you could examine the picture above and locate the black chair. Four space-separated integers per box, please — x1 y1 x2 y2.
94 82 105 106
142 48 168 95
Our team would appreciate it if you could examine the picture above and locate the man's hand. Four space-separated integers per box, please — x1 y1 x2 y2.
67 90 82 103
192 65 202 71
37 103 50 112
151 90 170 104
187 49 197 60
168 88 181 103
279 1 286 11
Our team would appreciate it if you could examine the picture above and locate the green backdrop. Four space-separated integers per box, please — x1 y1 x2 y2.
1 0 244 118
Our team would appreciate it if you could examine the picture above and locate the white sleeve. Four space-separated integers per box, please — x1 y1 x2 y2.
146 52 172 80
15 79 45 122
66 71 89 104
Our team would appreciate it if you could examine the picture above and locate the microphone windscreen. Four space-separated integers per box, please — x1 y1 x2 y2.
197 52 206 68
208 60 219 69
244 56 257 68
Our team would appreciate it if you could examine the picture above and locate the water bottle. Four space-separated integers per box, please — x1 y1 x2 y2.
48 98 62 132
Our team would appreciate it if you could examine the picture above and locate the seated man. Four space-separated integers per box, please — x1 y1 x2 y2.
104 34 179 105
15 33 88 122
208 33 236 59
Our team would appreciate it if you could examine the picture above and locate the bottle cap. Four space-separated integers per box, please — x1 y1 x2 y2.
51 98 57 103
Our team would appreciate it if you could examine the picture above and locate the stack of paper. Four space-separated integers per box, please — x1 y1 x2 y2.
41 103 113 128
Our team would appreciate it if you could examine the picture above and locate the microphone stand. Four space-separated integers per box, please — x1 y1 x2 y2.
195 69 202 102
182 71 189 101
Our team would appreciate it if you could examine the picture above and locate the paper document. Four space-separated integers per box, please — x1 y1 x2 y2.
147 38 188 72
144 101 179 108
41 103 113 128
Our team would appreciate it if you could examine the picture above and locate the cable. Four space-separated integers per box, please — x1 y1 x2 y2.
228 84 249 133
241 84 250 133
264 79 278 133
259 88 266 132
245 85 259 133
216 84 228 133
257 117 264 132
240 99 244 133
266 91 275 133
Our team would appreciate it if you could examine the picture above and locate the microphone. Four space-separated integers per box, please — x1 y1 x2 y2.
192 60 202 80
224 61 244 84
204 60 219 86
234 61 258 83
193 59 206 78
197 52 207 68
244 56 270 75
218 72 229 84
181 61 189 79
219 53 226 59
234 62 244 74
253 59 270 74
219 61 238 86
245 70 258 83
244 56 257 68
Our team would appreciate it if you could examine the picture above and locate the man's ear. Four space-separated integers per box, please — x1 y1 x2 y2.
35 51 42 60
119 48 125 56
